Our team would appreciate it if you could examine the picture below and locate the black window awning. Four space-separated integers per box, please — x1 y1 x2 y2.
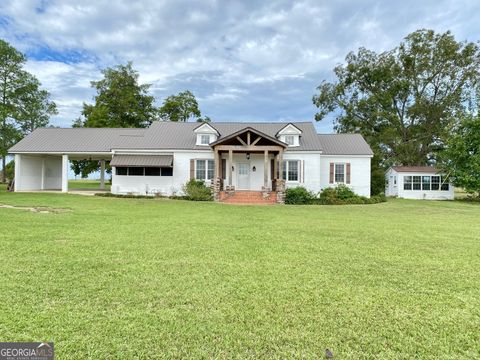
110 154 173 167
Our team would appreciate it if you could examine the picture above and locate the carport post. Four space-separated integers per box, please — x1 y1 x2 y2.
61 154 69 192
100 159 105 190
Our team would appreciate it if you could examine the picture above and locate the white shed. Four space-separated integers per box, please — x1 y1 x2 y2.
386 166 454 200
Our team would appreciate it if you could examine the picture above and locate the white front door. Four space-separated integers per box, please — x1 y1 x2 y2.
237 162 250 190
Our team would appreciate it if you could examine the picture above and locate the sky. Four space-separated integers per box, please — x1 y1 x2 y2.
0 0 479 133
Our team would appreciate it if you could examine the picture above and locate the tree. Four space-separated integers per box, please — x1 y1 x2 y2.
77 62 157 128
72 62 156 177
440 115 480 197
0 39 56 182
158 90 201 122
313 30 480 193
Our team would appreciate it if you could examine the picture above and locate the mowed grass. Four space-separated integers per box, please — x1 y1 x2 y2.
69 179 111 191
0 189 479 359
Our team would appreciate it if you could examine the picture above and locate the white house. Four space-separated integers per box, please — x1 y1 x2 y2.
386 166 454 200
9 121 373 203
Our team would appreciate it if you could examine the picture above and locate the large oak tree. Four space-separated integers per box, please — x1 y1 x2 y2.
313 30 480 193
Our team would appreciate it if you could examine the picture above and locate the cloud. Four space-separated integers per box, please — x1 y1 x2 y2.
0 0 479 129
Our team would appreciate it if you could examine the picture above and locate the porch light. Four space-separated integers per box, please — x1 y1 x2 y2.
246 152 250 160
252 166 256 172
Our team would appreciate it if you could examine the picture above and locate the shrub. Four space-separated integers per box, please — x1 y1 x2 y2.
182 179 213 201
317 185 386 205
285 187 315 204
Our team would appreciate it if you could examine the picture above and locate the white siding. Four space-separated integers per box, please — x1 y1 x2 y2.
283 153 322 192
319 156 371 197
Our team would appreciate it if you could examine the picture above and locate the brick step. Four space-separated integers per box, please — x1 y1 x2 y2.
220 191 277 204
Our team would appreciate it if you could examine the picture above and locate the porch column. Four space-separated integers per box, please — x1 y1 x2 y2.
273 153 278 180
228 149 233 186
264 150 268 187
41 158 46 190
214 149 219 179
14 154 21 192
61 154 69 193
100 159 105 190
278 149 283 180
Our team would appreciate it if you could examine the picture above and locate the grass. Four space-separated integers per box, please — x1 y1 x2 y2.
0 189 479 359
69 179 111 191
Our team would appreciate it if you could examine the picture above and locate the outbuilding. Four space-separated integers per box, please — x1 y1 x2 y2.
385 166 454 200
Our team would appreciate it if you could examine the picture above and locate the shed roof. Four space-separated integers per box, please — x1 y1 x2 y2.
391 166 441 173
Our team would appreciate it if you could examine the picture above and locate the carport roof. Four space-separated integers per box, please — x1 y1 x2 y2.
110 154 173 167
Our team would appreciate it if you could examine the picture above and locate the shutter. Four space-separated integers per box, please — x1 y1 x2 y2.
346 163 351 184
329 163 334 183
190 159 195 180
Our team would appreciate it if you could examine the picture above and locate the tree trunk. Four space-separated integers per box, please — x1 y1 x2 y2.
1 155 5 183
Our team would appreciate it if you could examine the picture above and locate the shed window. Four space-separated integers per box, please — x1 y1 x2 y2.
422 176 431 190
412 176 421 190
441 176 449 191
431 176 440 190
403 176 412 190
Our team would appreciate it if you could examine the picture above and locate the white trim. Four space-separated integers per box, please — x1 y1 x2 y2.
333 162 346 184
193 123 219 135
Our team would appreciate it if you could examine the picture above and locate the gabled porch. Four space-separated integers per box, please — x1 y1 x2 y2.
209 127 287 204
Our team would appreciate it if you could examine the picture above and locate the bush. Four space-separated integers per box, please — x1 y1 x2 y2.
316 185 386 205
285 187 315 204
182 179 213 201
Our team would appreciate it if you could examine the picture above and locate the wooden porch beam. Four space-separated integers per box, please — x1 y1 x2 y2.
215 145 284 152
251 136 262 146
236 136 247 146
247 132 251 145
264 150 268 187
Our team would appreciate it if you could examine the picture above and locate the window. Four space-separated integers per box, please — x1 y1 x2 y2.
403 176 412 190
412 176 421 190
284 135 295 146
335 163 345 183
161 167 173 176
431 176 440 190
200 134 210 145
282 160 299 181
116 167 128 176
441 176 449 191
128 167 144 176
422 176 431 190
145 167 160 176
195 159 214 181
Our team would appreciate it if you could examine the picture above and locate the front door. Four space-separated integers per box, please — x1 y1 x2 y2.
237 162 250 190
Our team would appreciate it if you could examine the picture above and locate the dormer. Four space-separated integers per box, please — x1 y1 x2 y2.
194 122 219 146
276 123 302 147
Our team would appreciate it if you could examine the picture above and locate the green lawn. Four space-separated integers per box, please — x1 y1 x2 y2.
69 179 111 191
0 190 479 359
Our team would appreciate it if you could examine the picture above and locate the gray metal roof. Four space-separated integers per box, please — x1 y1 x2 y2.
8 128 146 153
317 134 373 155
9 121 373 156
110 154 173 167
391 166 440 173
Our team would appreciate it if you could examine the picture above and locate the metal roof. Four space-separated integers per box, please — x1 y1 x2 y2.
110 154 173 167
8 128 146 153
391 166 440 173
9 121 373 156
317 134 374 155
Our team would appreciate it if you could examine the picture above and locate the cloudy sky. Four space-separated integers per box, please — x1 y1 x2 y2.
0 0 478 132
